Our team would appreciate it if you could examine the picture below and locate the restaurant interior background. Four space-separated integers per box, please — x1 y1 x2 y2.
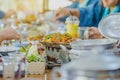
0 0 72 13
1 0 120 80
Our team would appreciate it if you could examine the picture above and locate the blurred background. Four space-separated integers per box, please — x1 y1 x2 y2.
0 0 72 13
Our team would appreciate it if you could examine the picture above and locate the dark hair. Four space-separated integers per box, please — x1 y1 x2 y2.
100 0 120 6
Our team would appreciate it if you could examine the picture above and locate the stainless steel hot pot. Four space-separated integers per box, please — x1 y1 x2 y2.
52 55 120 80
70 39 118 55
70 39 117 50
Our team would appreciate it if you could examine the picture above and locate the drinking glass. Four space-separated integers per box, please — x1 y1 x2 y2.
78 27 89 40
2 56 22 80
8 52 27 78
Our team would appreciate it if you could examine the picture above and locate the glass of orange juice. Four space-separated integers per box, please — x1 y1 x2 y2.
65 16 79 39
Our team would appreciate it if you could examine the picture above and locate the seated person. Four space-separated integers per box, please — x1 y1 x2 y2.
89 0 120 38
0 27 19 43
54 0 120 27
55 0 99 23
47 0 80 22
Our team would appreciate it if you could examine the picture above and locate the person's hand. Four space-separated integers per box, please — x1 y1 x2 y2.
4 9 16 19
88 27 104 39
52 8 80 22
52 8 70 21
0 27 20 40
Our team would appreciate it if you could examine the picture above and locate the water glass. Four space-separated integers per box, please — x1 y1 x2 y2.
78 27 89 40
2 56 21 80
8 52 27 78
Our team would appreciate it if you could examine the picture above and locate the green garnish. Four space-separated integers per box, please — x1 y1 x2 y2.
20 46 26 52
45 34 53 39
26 54 45 63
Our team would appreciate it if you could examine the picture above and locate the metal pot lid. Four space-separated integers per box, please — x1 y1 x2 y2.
98 13 120 40
62 55 120 71
70 39 117 46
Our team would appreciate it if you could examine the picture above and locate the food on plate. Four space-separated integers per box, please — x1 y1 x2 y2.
15 14 37 26
20 43 44 55
20 43 32 52
26 44 45 62
42 33 74 43
26 54 45 63
20 43 45 63
22 14 37 24
27 35 43 41
27 27 44 41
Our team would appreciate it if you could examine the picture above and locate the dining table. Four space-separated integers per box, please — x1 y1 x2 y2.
0 70 52 80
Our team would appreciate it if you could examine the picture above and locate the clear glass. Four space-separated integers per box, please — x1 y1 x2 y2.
2 56 21 80
78 27 89 40
18 23 28 42
10 21 28 47
8 52 27 78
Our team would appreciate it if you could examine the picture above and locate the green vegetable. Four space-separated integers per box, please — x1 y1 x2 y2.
20 46 26 52
27 44 32 50
20 45 31 53
20 44 44 63
45 34 53 39
26 54 45 63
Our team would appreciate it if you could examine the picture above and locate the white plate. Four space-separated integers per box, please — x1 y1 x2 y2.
0 46 20 53
70 39 117 46
98 13 120 40
12 42 29 47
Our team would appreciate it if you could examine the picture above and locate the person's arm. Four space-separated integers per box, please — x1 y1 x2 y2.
53 7 96 26
54 0 100 27
4 9 16 19
53 8 80 21
69 9 80 17
0 27 20 43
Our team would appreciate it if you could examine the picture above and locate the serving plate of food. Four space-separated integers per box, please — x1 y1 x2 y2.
40 33 75 67
40 33 75 49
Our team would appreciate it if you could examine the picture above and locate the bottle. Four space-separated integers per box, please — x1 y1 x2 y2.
65 16 79 38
